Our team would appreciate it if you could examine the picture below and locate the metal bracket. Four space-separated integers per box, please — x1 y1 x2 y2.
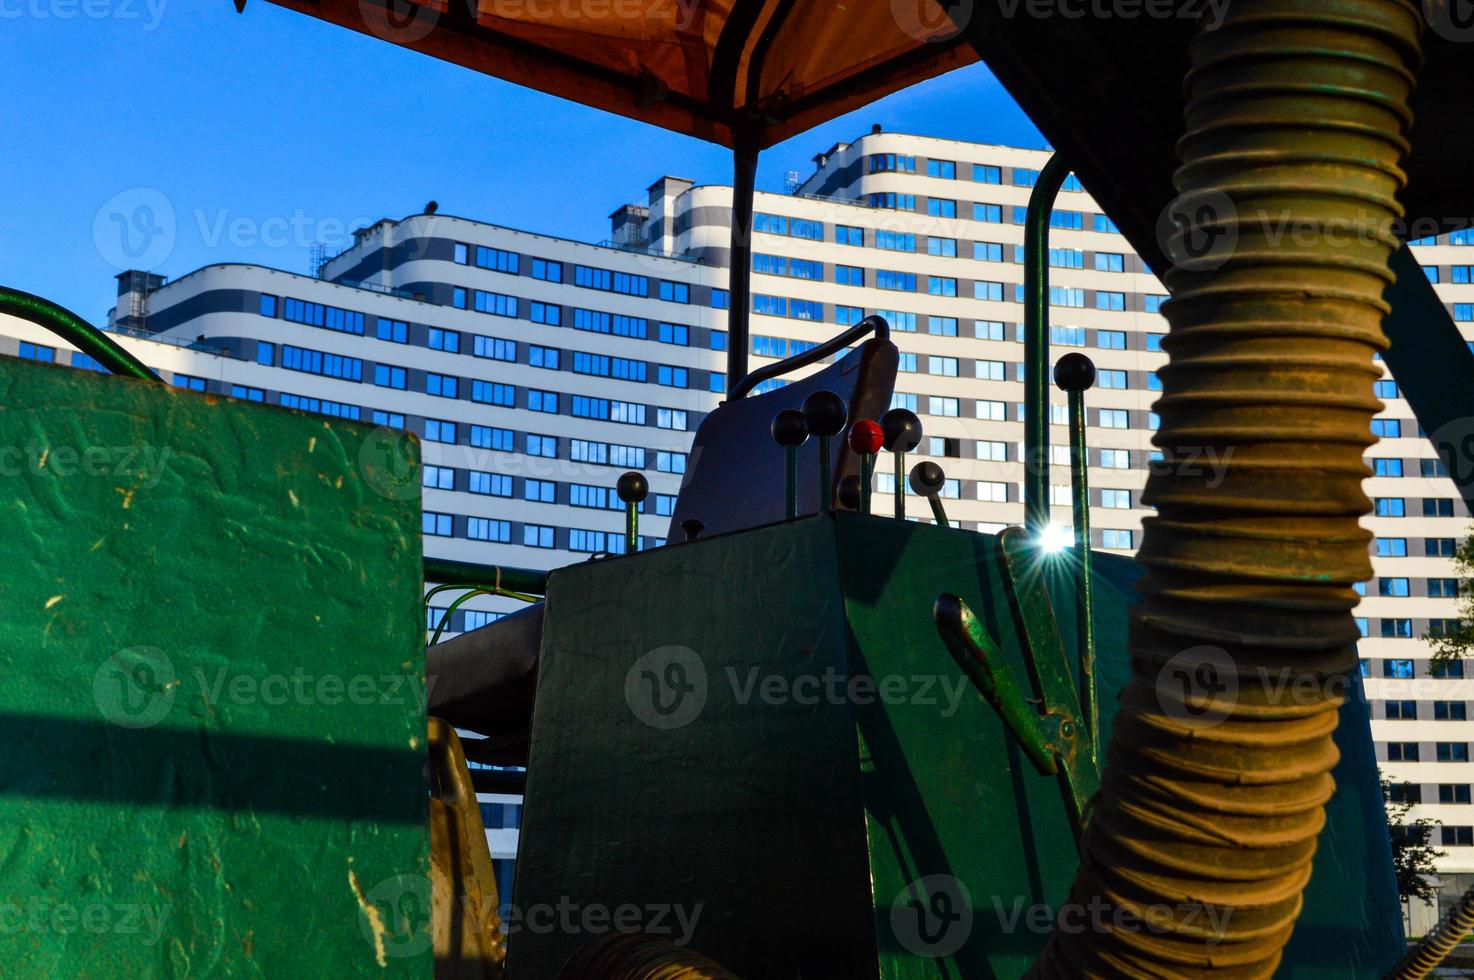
934 526 1099 847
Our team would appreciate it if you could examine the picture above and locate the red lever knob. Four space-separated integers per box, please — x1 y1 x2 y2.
847 418 885 455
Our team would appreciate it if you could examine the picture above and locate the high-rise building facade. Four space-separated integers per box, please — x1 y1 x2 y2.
4 129 1470 913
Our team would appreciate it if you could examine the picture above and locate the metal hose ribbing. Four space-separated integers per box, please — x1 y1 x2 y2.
1032 2 1423 976
558 934 738 979
1388 883 1474 979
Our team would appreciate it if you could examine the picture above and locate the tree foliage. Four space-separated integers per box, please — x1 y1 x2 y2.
1425 527 1474 671
1384 779 1443 903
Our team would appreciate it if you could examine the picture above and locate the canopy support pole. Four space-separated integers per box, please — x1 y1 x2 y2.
726 133 759 393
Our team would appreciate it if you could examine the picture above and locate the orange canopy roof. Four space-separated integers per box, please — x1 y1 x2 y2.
261 0 976 149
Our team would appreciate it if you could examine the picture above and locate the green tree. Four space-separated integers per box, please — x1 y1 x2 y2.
1384 779 1443 903
1426 527 1474 671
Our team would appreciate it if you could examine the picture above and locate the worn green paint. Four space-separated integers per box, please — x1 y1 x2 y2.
514 511 1397 977
0 359 430 977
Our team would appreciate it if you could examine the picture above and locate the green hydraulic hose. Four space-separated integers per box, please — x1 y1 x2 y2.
0 286 161 383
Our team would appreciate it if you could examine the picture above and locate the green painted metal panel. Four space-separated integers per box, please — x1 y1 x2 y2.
512 517 876 978
0 360 430 978
515 511 1399 977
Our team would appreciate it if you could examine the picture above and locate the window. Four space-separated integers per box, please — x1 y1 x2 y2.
1382 620 1413 639
1375 497 1405 517
973 164 1001 183
569 484 615 510
376 318 408 343
1099 409 1129 429
928 356 959 377
1094 252 1124 273
836 305 864 327
1095 291 1126 311
526 434 557 457
1101 489 1132 509
659 281 690 303
427 327 459 353
259 294 278 318
1097 370 1127 390
835 224 864 246
927 198 957 218
898 353 918 373
657 408 687 431
523 524 555 549
927 237 958 258
230 385 264 402
524 479 557 503
374 364 406 389
1423 458 1449 478
928 276 958 297
1376 538 1408 557
1435 701 1468 721
877 270 917 291
1387 742 1420 762
280 345 363 381
1101 529 1134 549
1428 538 1457 557
976 400 1006 422
527 389 559 414
1444 786 1474 805
372 410 406 428
869 192 916 211
976 320 1005 341
974 241 1004 262
1094 215 1119 234
472 381 515 407
875 231 917 252
1429 578 1460 598
1425 498 1456 517
975 359 1005 381
926 159 956 179
1374 379 1399 399
423 420 456 444
466 518 511 543
469 425 512 452
474 336 518 363
421 512 453 536
18 342 54 363
1378 578 1410 597
973 203 1002 223
469 471 513 497
835 265 864 286
1371 419 1402 438
1386 700 1418 720
474 246 519 273
657 451 687 474
425 373 459 398
975 281 1005 302
529 301 561 326
1372 458 1404 477
283 298 364 335
1438 743 1471 763
531 258 562 282
421 465 455 490
868 153 916 173
657 322 689 347
657 365 688 388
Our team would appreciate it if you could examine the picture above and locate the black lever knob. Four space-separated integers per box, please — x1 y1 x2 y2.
801 390 848 437
836 474 863 511
616 471 649 504
879 408 923 453
1053 352 1097 393
771 409 810 448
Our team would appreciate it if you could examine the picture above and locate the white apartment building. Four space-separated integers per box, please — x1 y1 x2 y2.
4 129 1471 916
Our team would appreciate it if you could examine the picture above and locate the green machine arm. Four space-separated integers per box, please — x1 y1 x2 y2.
935 526 1099 847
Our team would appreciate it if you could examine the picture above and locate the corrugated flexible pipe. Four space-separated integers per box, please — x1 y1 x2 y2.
1032 1 1423 975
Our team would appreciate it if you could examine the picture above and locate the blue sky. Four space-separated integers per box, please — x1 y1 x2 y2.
0 3 1043 322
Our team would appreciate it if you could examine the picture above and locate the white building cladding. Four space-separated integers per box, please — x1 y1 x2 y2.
2 129 1471 891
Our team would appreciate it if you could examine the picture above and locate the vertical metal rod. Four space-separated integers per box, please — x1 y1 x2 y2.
893 450 907 520
927 497 950 528
1067 388 1095 747
726 135 759 393
784 447 798 519
818 437 832 512
1024 154 1071 540
624 501 639 554
860 455 873 515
